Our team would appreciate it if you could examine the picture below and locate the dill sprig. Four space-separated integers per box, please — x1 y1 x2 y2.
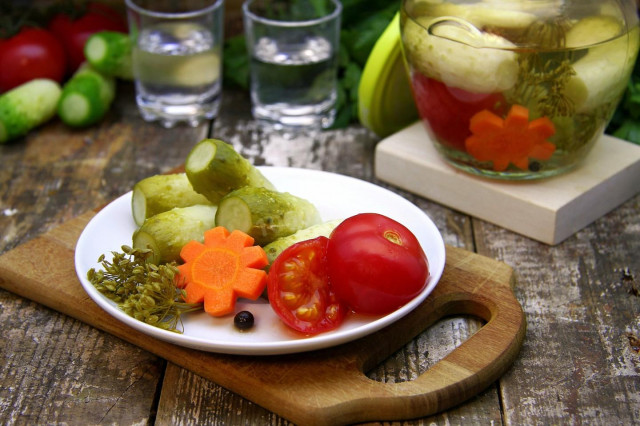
87 245 202 333
517 54 577 117
522 17 572 50
508 18 577 118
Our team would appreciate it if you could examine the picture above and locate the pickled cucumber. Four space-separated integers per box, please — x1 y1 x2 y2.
132 205 217 264
424 2 539 30
215 187 321 246
565 15 623 48
563 19 638 112
263 219 342 265
131 173 213 226
402 16 518 93
185 138 276 204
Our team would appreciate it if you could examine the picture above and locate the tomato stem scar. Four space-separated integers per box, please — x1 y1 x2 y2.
384 230 403 246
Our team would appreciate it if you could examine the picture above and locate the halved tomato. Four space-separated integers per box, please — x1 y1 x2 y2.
267 237 347 335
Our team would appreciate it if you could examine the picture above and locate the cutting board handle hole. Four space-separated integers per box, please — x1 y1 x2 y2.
365 315 486 383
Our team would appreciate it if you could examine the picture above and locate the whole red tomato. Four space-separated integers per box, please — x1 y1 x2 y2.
0 27 67 92
326 213 430 315
48 2 128 72
267 237 348 335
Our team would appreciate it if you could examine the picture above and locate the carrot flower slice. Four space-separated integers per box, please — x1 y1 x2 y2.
465 104 557 171
177 227 268 317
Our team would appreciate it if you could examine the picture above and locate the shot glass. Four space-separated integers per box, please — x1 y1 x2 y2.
243 0 342 130
125 0 224 128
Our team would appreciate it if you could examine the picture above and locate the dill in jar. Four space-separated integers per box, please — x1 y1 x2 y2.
87 245 202 333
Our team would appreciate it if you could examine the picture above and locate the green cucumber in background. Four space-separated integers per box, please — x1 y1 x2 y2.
57 64 115 128
84 31 134 80
0 79 61 143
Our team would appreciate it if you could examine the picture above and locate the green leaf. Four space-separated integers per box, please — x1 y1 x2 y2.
223 35 250 90
341 4 398 66
607 55 640 143
612 119 640 144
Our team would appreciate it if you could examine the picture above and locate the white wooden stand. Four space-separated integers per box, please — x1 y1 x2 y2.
375 121 640 245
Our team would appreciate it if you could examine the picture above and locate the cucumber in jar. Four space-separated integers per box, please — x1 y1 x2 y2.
185 138 276 204
132 204 217 264
563 15 638 112
131 173 213 226
401 15 519 93
215 186 321 246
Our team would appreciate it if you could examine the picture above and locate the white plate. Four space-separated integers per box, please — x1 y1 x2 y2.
75 167 446 355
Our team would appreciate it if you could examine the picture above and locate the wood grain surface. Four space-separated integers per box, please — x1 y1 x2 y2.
0 208 526 424
1 81 639 425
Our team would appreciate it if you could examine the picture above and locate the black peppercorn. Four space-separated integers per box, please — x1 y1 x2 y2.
529 161 541 172
234 311 255 331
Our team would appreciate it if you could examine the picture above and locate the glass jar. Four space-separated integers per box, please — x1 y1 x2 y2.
400 0 639 179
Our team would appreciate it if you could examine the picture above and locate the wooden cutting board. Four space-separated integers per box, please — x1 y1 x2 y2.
0 209 526 425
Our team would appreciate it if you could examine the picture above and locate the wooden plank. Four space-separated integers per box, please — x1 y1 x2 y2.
0 82 209 424
156 363 293 425
474 194 640 424
0 290 164 424
375 121 640 245
0 203 525 425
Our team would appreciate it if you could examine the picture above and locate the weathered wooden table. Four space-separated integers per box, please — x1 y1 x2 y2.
0 83 638 424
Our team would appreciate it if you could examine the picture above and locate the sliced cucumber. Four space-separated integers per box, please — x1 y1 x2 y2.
185 138 276 204
131 173 213 226
132 204 217 264
215 186 321 246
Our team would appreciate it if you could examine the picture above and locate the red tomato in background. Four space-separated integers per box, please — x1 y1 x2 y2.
48 2 128 73
411 73 507 150
326 213 429 315
0 27 67 92
267 237 348 335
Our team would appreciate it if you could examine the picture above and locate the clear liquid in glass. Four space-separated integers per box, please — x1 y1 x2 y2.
250 35 337 129
133 22 221 127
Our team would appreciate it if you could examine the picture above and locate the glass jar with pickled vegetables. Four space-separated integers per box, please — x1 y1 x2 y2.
400 0 639 179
